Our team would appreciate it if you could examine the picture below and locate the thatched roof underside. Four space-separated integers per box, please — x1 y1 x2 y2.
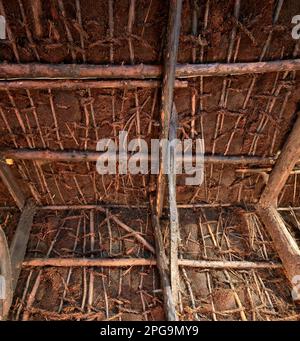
0 0 300 321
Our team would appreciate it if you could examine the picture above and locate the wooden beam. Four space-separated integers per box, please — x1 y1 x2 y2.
0 228 13 320
257 205 300 283
156 0 182 217
151 211 177 321
0 148 276 165
175 59 300 78
0 59 300 80
10 199 36 291
0 161 25 210
0 79 187 90
168 104 180 305
0 63 161 79
259 112 300 208
22 257 282 269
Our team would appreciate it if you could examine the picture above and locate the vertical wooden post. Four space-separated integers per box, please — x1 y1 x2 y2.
168 104 180 305
150 203 178 321
156 0 182 217
150 0 182 321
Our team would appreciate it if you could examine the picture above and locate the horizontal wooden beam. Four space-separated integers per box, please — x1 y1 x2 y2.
257 205 300 283
0 63 161 79
0 148 276 165
0 161 25 210
259 113 300 208
176 59 300 78
0 79 187 89
0 59 299 80
0 203 246 211
21 257 282 269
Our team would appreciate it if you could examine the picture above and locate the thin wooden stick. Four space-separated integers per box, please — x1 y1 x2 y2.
108 214 155 254
30 0 43 38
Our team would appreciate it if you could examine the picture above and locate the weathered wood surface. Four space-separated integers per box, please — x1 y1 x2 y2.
151 213 178 321
0 79 187 89
257 206 300 283
0 162 25 210
260 112 300 208
10 200 36 291
0 228 13 321
168 104 180 305
0 59 299 79
0 148 276 165
156 0 182 218
22 257 282 269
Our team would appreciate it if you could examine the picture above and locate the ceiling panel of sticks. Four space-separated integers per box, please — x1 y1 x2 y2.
0 0 300 208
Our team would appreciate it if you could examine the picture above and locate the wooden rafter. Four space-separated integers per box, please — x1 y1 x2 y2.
168 104 180 305
0 148 276 165
150 0 182 322
0 59 300 79
0 227 13 320
22 258 282 269
156 0 182 217
257 112 300 284
0 161 25 210
0 79 188 90
150 211 177 321
257 206 300 282
259 112 300 208
10 199 36 291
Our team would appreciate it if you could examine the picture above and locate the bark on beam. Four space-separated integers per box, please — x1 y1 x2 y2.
168 104 180 305
0 79 187 90
0 148 276 165
260 112 300 208
257 205 300 283
151 211 177 321
22 258 282 269
0 63 161 79
175 59 300 78
0 161 25 210
0 59 300 80
10 199 36 291
156 0 182 217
